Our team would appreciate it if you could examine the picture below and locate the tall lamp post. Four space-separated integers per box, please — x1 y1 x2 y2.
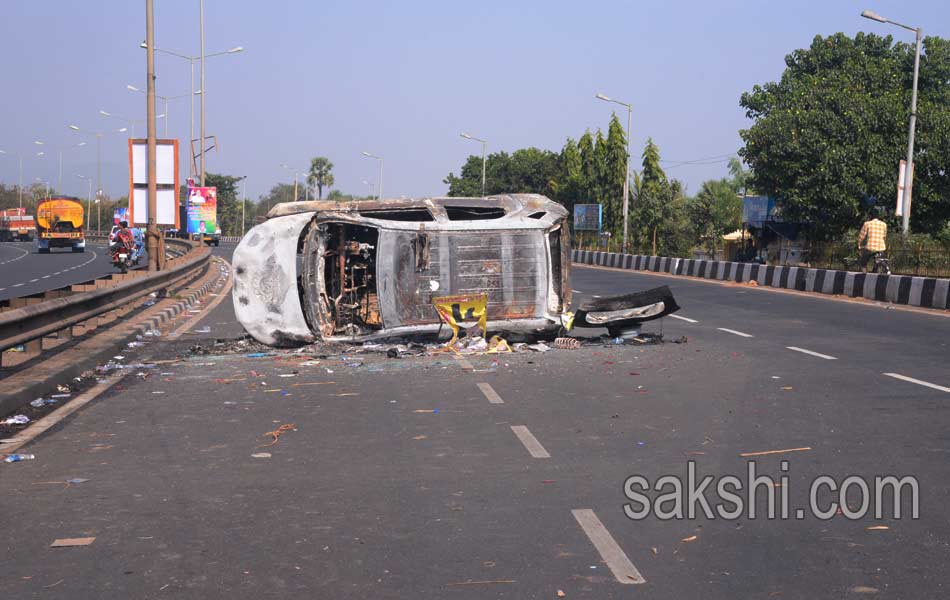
861 9 921 236
280 164 305 201
595 92 633 253
33 140 87 191
361 151 383 200
0 149 24 209
76 174 93 226
236 175 248 236
127 85 200 137
67 124 128 232
140 40 244 182
460 132 487 196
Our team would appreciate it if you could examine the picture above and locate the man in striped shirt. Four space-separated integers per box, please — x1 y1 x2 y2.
858 217 887 273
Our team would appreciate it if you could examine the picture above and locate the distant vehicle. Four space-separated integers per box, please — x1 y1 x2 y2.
108 225 121 247
0 208 35 242
200 231 220 246
35 198 85 253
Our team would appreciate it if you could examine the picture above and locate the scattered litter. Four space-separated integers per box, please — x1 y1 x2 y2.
278 373 297 378
554 337 580 350
3 415 30 425
66 478 90 485
445 579 515 587
194 326 211 334
56 385 69 393
672 336 688 344
30 398 57 408
526 342 552 352
43 579 65 589
251 452 272 458
771 376 781 379
557 591 566 598
335 392 358 397
651 547 658 556
246 352 269 358
413 409 440 413
259 423 297 447
849 586 881 594
745 280 759 287
739 447 811 457
50 537 96 547
151 391 165 395
866 525 890 531
681 535 698 543
127 341 144 348
781 386 793 391
412 435 427 440
4 453 35 463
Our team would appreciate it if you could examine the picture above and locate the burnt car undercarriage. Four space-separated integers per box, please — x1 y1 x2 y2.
232 194 679 346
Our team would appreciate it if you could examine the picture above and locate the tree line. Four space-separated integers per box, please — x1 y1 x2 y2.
444 117 746 256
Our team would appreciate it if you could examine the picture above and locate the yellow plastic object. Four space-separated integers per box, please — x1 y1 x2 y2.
432 293 488 343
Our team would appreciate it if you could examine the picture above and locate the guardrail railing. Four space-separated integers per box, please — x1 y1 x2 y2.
0 238 209 363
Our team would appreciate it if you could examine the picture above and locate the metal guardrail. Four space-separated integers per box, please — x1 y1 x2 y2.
0 238 209 354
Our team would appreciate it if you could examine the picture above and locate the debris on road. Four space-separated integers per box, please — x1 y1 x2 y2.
50 537 96 547
251 452 272 458
554 337 580 349
259 423 297 447
3 415 30 425
30 398 57 408
739 447 812 457
4 453 35 463
445 579 516 587
681 535 698 543
866 525 890 531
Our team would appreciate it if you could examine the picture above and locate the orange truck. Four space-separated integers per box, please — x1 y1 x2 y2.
0 208 35 242
36 198 86 253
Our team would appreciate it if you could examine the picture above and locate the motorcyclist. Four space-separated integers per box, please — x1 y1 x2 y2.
114 220 135 255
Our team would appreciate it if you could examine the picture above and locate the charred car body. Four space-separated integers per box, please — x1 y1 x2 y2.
232 194 678 346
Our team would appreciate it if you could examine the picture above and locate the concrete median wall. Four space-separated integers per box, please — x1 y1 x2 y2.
571 250 950 310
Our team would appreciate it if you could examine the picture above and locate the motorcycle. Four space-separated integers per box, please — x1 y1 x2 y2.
111 244 134 274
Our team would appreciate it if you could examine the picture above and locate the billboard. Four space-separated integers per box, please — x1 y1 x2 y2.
113 207 128 225
741 195 776 227
186 186 217 234
128 138 180 227
573 204 602 231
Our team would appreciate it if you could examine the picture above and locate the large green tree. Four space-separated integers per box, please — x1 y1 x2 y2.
739 32 950 239
307 157 335 199
601 114 629 239
690 178 743 253
443 148 560 197
203 173 243 236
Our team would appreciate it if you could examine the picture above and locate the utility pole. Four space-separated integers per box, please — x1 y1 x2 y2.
199 0 206 186
145 0 159 271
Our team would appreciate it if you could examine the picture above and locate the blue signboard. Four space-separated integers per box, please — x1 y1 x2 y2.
573 204 602 231
742 196 777 227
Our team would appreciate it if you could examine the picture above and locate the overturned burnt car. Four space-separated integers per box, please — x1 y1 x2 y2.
232 194 678 346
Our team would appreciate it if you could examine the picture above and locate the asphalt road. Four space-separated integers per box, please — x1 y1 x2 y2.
2 255 949 598
0 241 115 302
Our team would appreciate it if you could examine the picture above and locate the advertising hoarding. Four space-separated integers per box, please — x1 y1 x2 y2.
573 204 602 231
186 186 217 234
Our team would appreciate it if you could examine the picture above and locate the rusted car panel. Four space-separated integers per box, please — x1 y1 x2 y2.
233 194 573 345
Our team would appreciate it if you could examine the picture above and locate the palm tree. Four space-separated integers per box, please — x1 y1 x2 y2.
307 157 335 199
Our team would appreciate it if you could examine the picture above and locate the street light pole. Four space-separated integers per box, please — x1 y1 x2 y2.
67 125 127 233
362 151 383 200
240 175 247 236
77 174 92 225
596 92 633 253
146 0 160 271
200 0 206 186
460 132 488 196
861 9 921 236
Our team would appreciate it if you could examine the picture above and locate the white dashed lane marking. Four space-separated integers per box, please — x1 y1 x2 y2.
717 327 754 338
786 346 837 360
670 314 698 323
572 509 646 584
883 373 950 393
476 382 504 404
510 425 550 458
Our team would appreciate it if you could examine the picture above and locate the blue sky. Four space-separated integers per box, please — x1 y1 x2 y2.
1 0 948 203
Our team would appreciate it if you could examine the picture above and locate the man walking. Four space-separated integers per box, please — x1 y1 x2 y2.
857 215 887 273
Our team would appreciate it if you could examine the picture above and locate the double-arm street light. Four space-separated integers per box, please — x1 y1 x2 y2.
33 139 87 191
361 151 383 200
595 92 633 253
98 109 164 139
460 132 488 196
127 84 200 137
140 41 244 182
67 124 128 213
75 173 96 232
861 9 921 235
0 149 24 208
